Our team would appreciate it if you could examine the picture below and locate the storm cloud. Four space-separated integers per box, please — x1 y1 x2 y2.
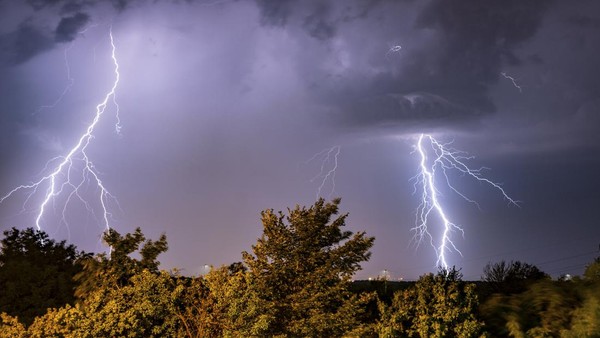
0 22 54 64
0 0 599 281
254 0 555 132
55 12 90 42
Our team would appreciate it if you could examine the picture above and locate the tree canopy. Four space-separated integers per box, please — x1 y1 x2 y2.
1 203 599 337
74 227 168 299
377 268 485 338
0 227 85 325
239 197 375 337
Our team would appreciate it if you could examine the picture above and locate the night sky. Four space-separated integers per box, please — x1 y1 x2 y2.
1 0 599 281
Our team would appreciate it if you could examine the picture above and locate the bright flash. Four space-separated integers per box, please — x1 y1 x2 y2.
0 29 121 235
412 134 518 268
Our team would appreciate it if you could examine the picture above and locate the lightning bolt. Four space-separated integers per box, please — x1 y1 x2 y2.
306 146 341 200
500 72 522 93
412 134 518 269
0 29 121 235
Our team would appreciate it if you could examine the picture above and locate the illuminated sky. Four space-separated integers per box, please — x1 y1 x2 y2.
1 0 599 280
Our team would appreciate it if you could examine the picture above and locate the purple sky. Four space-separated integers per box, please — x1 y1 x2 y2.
1 0 599 280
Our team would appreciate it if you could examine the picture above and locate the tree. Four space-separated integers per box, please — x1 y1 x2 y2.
0 227 85 325
583 256 600 281
74 227 167 299
481 260 548 295
481 256 600 337
175 265 258 337
27 270 186 337
0 313 26 338
561 282 600 337
561 254 600 336
239 198 375 337
26 228 181 337
377 268 485 338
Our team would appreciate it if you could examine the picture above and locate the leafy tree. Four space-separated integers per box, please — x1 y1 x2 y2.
27 270 186 337
481 260 548 296
25 228 179 337
561 254 600 336
0 227 85 325
561 282 600 337
377 268 485 337
25 304 84 337
82 270 183 337
504 280 579 337
176 265 258 337
0 312 26 338
583 256 600 281
481 258 600 338
479 257 600 337
239 198 375 337
173 274 215 338
74 227 167 299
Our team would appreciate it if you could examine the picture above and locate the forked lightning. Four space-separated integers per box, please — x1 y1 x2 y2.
1 29 121 234
412 134 518 268
307 146 341 200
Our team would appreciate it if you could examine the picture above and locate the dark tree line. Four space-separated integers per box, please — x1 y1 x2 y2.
0 228 85 326
1 198 599 337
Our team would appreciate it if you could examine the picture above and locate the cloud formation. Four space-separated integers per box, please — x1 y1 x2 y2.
0 22 54 64
55 12 89 42
0 0 599 281
254 0 554 133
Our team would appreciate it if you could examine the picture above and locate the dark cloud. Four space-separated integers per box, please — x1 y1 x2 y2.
255 0 386 40
110 0 131 12
308 0 555 132
252 0 557 132
302 7 336 41
1 0 599 281
0 0 132 65
567 14 600 29
0 11 89 65
255 0 294 27
0 22 54 64
25 0 130 13
416 0 553 70
333 92 483 132
26 0 63 11
54 12 90 42
60 2 88 14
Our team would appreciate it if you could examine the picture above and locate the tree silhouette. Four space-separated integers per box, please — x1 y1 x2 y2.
74 227 167 300
0 227 85 325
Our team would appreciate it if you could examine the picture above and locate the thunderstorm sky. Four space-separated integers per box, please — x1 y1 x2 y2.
1 0 599 280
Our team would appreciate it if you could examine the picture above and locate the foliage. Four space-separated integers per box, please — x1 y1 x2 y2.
481 277 600 337
506 280 577 337
239 198 375 337
27 270 186 337
0 312 26 338
561 282 600 337
0 227 85 325
74 227 167 299
3 206 600 337
583 256 600 281
178 265 271 337
377 268 485 338
19 228 178 337
26 304 84 337
481 260 548 296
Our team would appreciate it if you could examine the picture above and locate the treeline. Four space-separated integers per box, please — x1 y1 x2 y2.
0 199 598 337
